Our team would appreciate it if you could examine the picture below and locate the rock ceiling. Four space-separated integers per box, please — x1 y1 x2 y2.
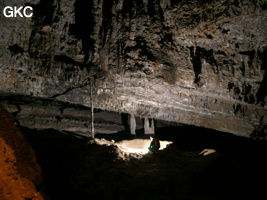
0 0 267 138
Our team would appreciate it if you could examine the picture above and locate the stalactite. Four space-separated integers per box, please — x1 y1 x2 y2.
130 113 136 135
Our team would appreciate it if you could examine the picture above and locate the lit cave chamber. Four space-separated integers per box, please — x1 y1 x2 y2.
0 0 267 200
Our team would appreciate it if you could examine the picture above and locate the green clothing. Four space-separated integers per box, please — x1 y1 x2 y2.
148 138 160 152
148 141 155 152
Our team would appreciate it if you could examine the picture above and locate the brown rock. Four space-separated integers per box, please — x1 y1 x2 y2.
0 104 44 200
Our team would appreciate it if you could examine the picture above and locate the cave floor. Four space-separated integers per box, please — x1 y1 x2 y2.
22 127 267 200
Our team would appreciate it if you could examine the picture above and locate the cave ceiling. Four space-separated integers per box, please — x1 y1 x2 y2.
0 0 267 138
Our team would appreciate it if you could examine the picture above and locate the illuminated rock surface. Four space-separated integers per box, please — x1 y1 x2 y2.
0 1 267 135
0 105 44 200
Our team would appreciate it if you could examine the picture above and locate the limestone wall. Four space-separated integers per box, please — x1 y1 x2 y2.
0 0 266 138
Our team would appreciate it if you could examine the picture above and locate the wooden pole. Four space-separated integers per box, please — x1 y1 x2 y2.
90 77 95 138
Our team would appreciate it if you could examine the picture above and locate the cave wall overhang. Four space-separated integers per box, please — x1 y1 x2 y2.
0 0 266 138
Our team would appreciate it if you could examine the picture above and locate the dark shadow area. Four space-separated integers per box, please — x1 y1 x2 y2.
156 125 267 160
256 47 267 106
30 0 56 26
95 128 148 142
21 125 267 200
69 0 94 67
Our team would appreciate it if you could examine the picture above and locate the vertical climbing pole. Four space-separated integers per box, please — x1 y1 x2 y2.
90 76 95 138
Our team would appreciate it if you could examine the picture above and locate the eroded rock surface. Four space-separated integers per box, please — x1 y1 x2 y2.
0 0 266 138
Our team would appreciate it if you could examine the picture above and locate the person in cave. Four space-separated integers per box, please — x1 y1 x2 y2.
148 135 160 154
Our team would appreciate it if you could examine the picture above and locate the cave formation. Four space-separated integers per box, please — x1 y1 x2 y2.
0 0 267 200
0 0 266 138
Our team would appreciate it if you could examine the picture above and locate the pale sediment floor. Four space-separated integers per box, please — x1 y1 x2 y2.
116 139 172 154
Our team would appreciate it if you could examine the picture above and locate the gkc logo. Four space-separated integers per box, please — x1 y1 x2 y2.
3 6 33 18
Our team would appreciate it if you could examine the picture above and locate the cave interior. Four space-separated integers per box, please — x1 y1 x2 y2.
0 0 267 200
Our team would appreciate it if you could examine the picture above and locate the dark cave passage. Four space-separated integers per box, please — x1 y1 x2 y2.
21 123 267 200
